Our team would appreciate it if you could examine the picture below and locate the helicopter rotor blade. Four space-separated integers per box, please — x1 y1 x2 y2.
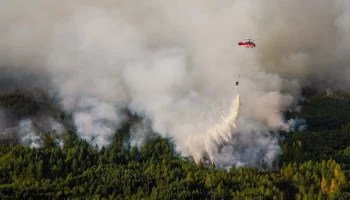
243 38 260 41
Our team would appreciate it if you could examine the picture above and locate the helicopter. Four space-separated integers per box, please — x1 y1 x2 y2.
238 39 256 48
236 38 257 86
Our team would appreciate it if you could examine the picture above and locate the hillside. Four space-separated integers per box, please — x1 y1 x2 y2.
0 90 349 199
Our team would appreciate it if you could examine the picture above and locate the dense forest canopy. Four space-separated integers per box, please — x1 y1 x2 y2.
0 89 349 199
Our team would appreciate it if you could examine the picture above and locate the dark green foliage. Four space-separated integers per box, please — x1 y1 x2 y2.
0 139 284 199
0 92 39 117
287 91 350 131
280 91 350 199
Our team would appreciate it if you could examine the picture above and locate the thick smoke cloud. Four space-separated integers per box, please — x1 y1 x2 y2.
1 0 349 168
256 1 350 90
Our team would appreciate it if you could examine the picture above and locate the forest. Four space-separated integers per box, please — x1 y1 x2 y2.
0 88 349 200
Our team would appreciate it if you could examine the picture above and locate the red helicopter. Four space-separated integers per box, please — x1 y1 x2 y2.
238 39 256 48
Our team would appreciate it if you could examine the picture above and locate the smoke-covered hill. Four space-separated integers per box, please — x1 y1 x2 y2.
2 0 350 168
1 90 350 199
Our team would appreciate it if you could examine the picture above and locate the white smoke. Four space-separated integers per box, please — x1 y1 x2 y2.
19 119 43 148
129 118 154 149
73 97 125 148
0 116 66 148
19 117 66 148
1 0 350 167
286 118 307 132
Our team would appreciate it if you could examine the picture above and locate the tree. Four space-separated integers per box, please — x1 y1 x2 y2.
321 177 329 195
72 159 78 172
329 178 337 194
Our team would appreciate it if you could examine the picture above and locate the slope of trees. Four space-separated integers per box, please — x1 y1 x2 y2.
1 134 346 199
0 90 349 199
281 90 350 199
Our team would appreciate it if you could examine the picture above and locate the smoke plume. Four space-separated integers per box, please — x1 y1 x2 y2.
0 114 65 148
1 0 350 168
